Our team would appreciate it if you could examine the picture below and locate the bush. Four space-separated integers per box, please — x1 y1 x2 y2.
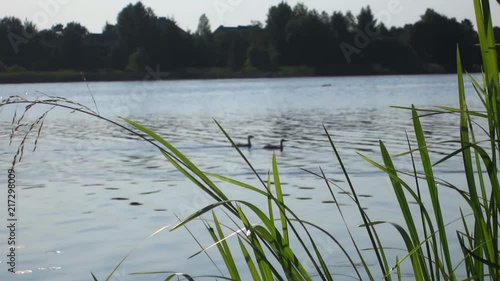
422 62 447 73
126 47 149 72
8 65 28 72
246 46 277 70
0 60 7 72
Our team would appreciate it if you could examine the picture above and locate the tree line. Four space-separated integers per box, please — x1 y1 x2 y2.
0 1 494 75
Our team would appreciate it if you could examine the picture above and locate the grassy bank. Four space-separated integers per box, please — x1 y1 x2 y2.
0 63 466 84
0 67 314 84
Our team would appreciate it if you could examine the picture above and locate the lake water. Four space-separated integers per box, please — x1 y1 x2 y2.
0 75 482 280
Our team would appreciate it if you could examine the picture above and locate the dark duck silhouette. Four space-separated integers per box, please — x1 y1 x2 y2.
235 135 254 148
263 139 287 151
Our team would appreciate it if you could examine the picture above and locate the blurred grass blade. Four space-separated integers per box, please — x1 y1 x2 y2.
164 273 196 281
323 124 387 280
102 225 169 281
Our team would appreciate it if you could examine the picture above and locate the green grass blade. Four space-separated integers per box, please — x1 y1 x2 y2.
253 219 312 280
458 46 481 211
404 129 435 281
130 271 235 280
237 237 262 281
161 151 224 204
361 221 420 278
214 119 267 187
213 212 241 280
396 256 401 281
411 105 456 280
272 154 289 247
172 201 234 231
360 151 445 279
293 217 364 280
474 0 499 86
164 273 196 281
235 206 282 281
434 106 488 118
188 223 244 260
123 118 229 202
467 73 488 108
457 210 480 278
103 225 170 281
323 124 386 280
265 171 276 241
174 214 224 275
206 173 268 196
456 49 499 271
379 140 429 280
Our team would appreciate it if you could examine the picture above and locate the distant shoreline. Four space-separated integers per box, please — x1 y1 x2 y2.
0 65 469 85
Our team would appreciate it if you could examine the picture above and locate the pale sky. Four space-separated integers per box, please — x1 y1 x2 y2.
2 0 500 33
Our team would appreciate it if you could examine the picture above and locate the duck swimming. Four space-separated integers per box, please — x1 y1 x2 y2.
263 139 287 151
235 135 254 148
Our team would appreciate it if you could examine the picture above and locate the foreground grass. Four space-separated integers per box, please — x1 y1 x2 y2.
1 0 499 280
117 1 500 279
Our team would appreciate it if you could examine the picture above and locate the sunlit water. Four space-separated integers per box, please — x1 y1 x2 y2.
0 75 484 280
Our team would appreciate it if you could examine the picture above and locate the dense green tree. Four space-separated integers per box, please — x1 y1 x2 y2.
365 37 421 73
1 17 23 32
458 19 480 70
23 20 37 35
116 2 158 59
217 31 247 69
0 17 26 62
193 35 215 67
21 20 43 70
0 17 47 70
410 9 470 71
34 24 63 70
329 11 358 65
285 8 332 66
244 24 274 69
266 2 293 65
292 3 309 17
0 2 487 75
157 18 194 68
61 22 88 69
193 14 216 67
356 6 377 36
102 22 118 36
330 12 352 44
109 45 128 70
246 45 276 70
196 14 211 38
251 20 263 28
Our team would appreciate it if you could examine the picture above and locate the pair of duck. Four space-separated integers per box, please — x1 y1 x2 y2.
235 135 287 151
